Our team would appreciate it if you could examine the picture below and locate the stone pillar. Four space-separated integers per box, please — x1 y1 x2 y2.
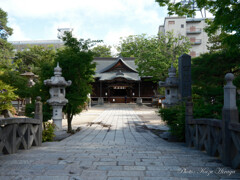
52 105 63 130
185 96 193 147
178 54 191 100
34 96 42 146
137 81 142 105
221 73 239 166
98 97 104 105
136 98 142 105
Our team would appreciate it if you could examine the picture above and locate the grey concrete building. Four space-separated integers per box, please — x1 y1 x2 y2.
10 39 64 52
159 16 212 57
9 28 72 52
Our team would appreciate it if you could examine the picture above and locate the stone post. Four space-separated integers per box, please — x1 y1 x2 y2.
185 96 193 147
222 73 239 166
34 96 43 146
178 54 191 101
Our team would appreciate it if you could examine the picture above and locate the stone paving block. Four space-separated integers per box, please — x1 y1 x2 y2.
140 177 188 180
107 177 139 180
34 176 69 180
108 171 144 177
118 161 135 166
123 166 146 171
97 165 123 171
69 175 84 180
44 169 82 176
147 166 180 171
100 157 117 162
93 161 117 166
145 170 171 177
135 161 163 166
80 170 107 180
0 176 13 180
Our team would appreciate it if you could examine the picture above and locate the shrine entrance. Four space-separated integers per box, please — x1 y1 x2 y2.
112 89 127 97
107 84 134 103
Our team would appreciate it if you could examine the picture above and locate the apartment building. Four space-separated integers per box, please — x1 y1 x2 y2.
159 16 210 57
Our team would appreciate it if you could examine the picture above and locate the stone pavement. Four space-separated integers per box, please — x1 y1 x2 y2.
0 105 240 180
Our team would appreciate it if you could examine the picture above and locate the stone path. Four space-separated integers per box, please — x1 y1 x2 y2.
0 105 240 180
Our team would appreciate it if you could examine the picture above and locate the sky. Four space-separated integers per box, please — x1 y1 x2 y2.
1 0 168 54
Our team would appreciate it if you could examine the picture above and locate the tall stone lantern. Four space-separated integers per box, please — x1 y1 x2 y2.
159 65 179 107
44 63 72 130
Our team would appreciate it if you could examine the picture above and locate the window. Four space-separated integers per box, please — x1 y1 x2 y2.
181 24 184 28
190 37 196 43
167 89 170 95
190 26 196 32
168 21 175 25
190 51 196 57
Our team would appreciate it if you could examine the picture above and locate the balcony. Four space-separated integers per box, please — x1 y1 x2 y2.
187 28 202 34
190 39 202 45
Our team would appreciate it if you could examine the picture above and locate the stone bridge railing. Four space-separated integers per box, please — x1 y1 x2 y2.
185 73 240 169
0 97 42 154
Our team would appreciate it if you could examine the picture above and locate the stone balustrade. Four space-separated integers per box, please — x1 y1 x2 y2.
185 73 240 169
0 97 42 154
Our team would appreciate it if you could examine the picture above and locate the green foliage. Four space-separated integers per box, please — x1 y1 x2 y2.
117 32 190 82
56 32 98 132
0 71 30 98
155 0 240 51
191 49 240 118
92 44 112 57
0 8 15 72
0 8 13 39
207 32 231 52
21 46 56 122
159 104 185 141
42 122 55 142
0 80 18 114
14 45 56 74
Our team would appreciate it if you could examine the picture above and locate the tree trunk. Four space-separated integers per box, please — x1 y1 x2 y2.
67 113 73 133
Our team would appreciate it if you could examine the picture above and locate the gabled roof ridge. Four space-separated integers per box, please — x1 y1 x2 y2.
100 57 137 73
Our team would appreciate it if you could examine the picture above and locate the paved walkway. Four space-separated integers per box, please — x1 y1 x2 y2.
0 105 239 180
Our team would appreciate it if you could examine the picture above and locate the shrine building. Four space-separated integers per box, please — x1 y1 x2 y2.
91 57 158 104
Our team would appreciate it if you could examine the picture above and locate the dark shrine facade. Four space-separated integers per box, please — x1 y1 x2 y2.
91 57 157 103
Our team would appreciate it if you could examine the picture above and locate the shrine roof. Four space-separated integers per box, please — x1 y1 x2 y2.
93 57 141 81
93 57 137 73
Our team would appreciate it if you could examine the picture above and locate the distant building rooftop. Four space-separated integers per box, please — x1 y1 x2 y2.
9 39 64 45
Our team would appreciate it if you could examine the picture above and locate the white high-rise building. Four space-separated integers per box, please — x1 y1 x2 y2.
159 16 211 57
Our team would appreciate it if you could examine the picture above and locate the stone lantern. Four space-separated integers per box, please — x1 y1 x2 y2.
159 65 179 107
20 72 38 104
44 63 72 130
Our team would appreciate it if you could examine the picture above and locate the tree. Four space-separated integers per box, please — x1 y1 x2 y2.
0 8 13 39
0 80 18 115
117 32 190 81
0 71 29 98
92 45 112 57
14 45 56 74
191 50 240 118
155 0 240 50
0 8 20 114
19 47 56 123
207 32 231 52
56 32 97 132
0 9 15 71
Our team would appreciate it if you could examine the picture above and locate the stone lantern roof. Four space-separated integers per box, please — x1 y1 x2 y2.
44 63 72 87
